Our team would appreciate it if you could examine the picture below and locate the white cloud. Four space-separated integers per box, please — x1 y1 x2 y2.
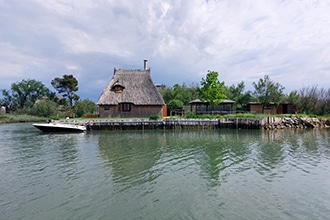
1 0 330 101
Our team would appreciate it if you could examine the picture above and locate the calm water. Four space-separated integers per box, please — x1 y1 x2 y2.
1 123 330 220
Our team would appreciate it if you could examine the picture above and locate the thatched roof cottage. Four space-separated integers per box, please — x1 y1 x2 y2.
97 60 166 118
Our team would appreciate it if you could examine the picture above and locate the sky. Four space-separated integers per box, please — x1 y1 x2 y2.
1 0 330 102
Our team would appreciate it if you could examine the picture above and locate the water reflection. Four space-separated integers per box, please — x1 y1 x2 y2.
2 123 330 220
98 131 164 191
97 129 330 189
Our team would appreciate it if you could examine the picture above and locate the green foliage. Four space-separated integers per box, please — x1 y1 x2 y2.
297 86 318 115
1 79 53 112
29 99 58 117
286 90 300 104
49 115 60 120
252 75 285 112
223 113 265 118
225 81 252 108
184 111 214 119
74 99 97 117
168 99 184 109
51 74 79 107
159 83 198 106
184 111 197 118
197 70 227 108
149 114 161 120
0 114 47 123
297 86 330 116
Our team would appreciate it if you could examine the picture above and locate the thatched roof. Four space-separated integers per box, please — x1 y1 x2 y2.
97 69 165 106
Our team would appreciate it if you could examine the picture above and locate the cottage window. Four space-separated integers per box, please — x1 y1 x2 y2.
122 103 131 112
114 86 123 93
104 105 110 110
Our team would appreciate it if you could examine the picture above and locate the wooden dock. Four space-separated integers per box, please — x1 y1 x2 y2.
57 117 329 130
59 118 262 130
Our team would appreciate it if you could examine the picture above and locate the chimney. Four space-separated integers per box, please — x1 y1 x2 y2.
144 59 148 70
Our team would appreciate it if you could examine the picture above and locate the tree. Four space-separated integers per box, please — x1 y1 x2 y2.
226 81 252 109
1 79 53 111
75 99 98 117
167 99 184 109
0 89 14 110
252 75 284 113
197 70 227 110
159 83 198 106
286 90 300 104
29 99 58 117
51 74 79 107
297 86 330 115
316 87 330 116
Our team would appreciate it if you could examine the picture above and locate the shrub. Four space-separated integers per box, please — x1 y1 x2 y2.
29 100 58 117
185 111 197 118
75 99 98 118
149 114 161 120
168 99 184 109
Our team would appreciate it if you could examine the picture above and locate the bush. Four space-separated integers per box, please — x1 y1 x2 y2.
168 99 184 109
75 99 97 118
49 115 60 120
149 114 161 120
29 100 58 117
185 111 197 118
184 112 214 119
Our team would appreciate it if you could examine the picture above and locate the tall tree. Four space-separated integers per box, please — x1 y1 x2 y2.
1 79 52 111
252 75 284 113
51 74 79 107
197 70 227 110
158 83 198 106
226 81 252 109
297 86 330 115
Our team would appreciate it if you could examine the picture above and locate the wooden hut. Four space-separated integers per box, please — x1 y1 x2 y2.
97 60 166 118
188 99 235 114
277 103 296 114
246 102 277 114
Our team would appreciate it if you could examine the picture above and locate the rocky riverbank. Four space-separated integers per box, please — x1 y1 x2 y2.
260 117 330 130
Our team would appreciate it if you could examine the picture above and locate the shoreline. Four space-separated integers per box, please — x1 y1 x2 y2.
2 115 329 130
57 117 330 130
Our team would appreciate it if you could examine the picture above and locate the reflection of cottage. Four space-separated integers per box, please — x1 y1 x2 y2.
188 99 235 114
97 60 166 118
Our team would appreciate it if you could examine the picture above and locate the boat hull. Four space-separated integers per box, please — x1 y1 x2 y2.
33 123 86 132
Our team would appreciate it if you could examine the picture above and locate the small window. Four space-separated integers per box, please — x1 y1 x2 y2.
104 105 110 110
122 103 131 112
114 86 123 93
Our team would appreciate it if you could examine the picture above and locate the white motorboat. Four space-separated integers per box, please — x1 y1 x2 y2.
33 122 87 132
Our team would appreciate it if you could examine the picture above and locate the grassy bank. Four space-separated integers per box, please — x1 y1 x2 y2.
1 113 329 124
0 114 47 124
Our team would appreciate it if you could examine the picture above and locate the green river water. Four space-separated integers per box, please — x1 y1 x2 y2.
0 123 330 220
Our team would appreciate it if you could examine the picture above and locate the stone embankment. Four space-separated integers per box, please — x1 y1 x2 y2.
260 117 330 130
61 117 330 130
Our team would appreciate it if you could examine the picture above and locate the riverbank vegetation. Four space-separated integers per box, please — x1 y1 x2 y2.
0 114 46 124
0 76 98 119
0 71 329 120
159 73 330 117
